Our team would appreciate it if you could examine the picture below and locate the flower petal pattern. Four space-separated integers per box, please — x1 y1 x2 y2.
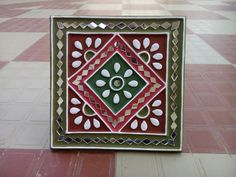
124 69 133 78
72 51 82 58
131 120 138 130
96 80 106 87
74 41 83 50
133 39 141 49
102 89 110 98
86 37 92 47
150 43 159 52
101 69 110 77
114 63 120 73
128 80 138 87
95 38 102 48
113 94 120 104
123 90 132 99
143 38 150 49
74 116 83 125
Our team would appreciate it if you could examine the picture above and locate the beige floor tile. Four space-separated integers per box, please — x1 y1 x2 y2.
0 62 49 89
37 88 50 104
189 1 228 6
0 103 32 121
0 123 18 148
116 153 236 177
215 11 236 20
11 123 49 148
0 78 34 88
123 0 157 4
186 34 230 64
27 104 50 122
43 136 50 149
14 88 43 103
0 104 8 118
0 32 45 61
116 152 162 177
159 153 201 177
161 4 208 11
0 88 18 103
80 4 122 10
122 10 171 16
16 9 77 18
231 154 236 165
3 61 49 70
193 153 236 177
187 20 236 35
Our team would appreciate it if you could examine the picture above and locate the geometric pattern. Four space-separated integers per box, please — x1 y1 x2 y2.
51 16 185 151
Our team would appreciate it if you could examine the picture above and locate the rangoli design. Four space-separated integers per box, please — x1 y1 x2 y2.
51 16 185 151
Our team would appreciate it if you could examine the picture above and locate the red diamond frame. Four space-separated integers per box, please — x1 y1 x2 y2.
68 34 166 132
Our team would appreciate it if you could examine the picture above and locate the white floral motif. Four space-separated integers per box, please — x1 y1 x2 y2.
70 98 101 130
71 37 102 68
132 38 163 70
130 99 163 132
95 63 139 104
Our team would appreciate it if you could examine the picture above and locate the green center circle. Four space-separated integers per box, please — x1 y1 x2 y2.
109 76 124 91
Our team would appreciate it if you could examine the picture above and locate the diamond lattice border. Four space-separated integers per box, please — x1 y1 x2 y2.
50 16 186 151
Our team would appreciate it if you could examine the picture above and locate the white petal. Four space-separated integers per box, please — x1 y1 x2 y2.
153 53 163 60
141 121 148 131
84 119 91 130
123 90 132 99
102 89 110 98
114 63 120 73
152 109 163 116
150 43 159 52
95 38 102 48
143 38 150 49
153 63 162 70
128 80 138 87
74 41 82 50
72 51 82 58
72 61 81 68
132 39 141 49
124 69 133 78
131 120 138 130
101 69 110 77
152 100 161 107
150 118 160 127
74 116 83 125
86 37 92 47
113 94 120 104
70 107 80 114
96 80 106 87
71 98 81 105
93 119 100 128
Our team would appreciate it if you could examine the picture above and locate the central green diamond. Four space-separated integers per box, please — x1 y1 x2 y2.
86 52 147 115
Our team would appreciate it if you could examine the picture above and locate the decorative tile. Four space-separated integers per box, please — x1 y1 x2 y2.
51 16 185 151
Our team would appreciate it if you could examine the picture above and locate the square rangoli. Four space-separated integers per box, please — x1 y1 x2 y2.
51 16 185 151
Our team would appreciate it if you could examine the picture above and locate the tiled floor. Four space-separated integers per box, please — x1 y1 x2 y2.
0 0 236 176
